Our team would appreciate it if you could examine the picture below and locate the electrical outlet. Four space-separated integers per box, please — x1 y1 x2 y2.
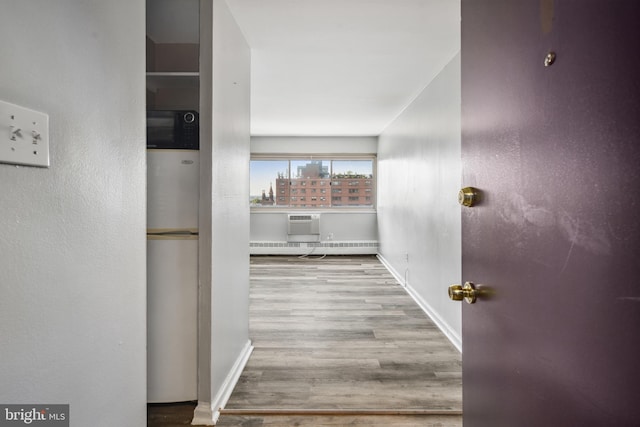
0 100 50 168
405 253 409 262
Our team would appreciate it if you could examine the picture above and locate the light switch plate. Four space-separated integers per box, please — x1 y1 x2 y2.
0 100 50 168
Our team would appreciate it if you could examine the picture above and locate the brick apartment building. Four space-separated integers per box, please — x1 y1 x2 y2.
260 160 373 208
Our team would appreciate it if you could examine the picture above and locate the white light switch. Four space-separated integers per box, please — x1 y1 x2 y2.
0 100 50 168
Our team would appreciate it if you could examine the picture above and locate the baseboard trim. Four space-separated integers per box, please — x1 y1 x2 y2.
376 253 407 289
192 340 254 425
192 402 215 426
404 283 462 353
377 254 462 353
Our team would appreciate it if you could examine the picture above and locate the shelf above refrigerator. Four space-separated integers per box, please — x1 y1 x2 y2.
146 72 200 91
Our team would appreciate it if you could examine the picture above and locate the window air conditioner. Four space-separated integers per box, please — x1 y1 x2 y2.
287 213 321 242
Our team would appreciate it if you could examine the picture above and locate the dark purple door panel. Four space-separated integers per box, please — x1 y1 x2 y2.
461 1 640 426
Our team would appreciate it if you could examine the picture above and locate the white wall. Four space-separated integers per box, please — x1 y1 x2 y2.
251 136 377 154
0 1 146 425
251 211 377 242
377 53 462 350
195 0 252 424
250 136 378 254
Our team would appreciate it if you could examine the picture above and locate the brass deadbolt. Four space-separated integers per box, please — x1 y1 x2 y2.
458 187 479 207
544 51 556 67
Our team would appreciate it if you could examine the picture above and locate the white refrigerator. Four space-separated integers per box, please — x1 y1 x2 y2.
147 149 199 403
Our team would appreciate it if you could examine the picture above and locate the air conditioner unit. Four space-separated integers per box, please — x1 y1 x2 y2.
287 213 320 242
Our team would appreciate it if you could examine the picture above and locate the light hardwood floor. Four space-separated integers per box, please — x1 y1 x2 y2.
149 255 462 426
216 255 462 426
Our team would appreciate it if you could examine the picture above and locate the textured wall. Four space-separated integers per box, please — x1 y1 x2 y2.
251 211 377 242
377 53 462 349
250 136 378 154
210 0 252 395
196 0 252 421
0 1 146 425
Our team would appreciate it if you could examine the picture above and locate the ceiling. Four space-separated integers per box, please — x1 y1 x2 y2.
147 0 460 136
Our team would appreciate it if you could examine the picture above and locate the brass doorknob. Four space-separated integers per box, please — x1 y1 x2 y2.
448 282 478 304
458 187 479 207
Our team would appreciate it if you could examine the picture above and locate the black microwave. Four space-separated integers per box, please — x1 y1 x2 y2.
146 110 199 150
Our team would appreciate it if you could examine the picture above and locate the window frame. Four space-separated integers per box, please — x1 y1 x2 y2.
250 154 377 211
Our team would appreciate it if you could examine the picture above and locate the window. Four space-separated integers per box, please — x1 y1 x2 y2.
250 157 375 209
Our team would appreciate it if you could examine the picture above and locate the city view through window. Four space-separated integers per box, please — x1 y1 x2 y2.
250 159 375 208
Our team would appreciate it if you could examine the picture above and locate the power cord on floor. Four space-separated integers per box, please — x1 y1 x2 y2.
297 244 327 260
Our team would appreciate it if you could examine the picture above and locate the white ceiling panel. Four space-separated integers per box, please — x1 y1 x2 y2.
148 0 460 136
226 0 460 136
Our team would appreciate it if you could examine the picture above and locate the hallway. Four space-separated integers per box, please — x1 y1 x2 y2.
148 255 462 426
216 255 462 426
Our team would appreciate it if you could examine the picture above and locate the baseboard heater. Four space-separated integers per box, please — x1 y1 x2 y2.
287 213 320 242
249 241 379 255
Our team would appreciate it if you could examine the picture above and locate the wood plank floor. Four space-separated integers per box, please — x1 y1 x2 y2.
216 414 462 426
149 255 462 426
147 401 197 426
217 255 462 426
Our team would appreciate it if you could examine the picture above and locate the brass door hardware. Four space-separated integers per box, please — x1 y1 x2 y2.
458 187 479 207
544 51 556 67
448 282 478 304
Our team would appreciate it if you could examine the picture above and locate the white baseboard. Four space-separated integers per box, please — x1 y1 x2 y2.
250 240 378 255
192 340 254 425
192 402 215 426
377 254 462 353
404 282 462 353
376 253 407 289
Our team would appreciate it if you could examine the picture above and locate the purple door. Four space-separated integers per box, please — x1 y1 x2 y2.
461 1 640 426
